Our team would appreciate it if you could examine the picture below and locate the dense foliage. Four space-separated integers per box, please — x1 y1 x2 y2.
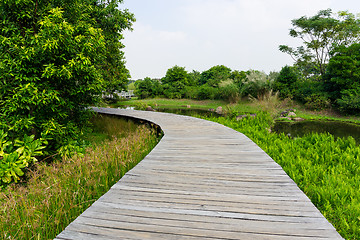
273 66 298 99
0 131 46 185
279 9 360 78
0 1 133 147
275 9 360 113
135 65 274 102
204 113 360 239
325 43 360 112
0 0 134 184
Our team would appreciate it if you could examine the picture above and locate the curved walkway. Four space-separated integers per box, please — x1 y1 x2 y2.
56 108 342 240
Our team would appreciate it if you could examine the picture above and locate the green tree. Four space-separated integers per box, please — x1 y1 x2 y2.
0 1 134 151
162 66 189 98
135 77 163 99
188 70 201 86
230 70 247 84
93 1 135 94
280 9 360 78
325 43 360 112
273 66 299 99
200 65 232 86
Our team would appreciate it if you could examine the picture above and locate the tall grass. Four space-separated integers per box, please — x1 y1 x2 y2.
0 114 159 240
204 113 359 239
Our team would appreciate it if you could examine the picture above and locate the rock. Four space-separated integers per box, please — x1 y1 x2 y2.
215 106 223 115
236 115 248 121
287 112 296 117
280 111 288 117
187 105 191 108
208 108 215 112
292 117 305 121
145 106 155 111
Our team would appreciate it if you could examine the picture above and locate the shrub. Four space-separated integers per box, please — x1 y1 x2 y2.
219 80 240 103
0 131 46 185
199 65 232 86
337 88 360 113
0 2 134 152
184 86 199 99
241 70 273 97
273 66 299 99
197 85 218 100
304 93 331 111
135 78 163 99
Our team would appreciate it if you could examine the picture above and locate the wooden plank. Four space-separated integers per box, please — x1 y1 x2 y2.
56 108 343 239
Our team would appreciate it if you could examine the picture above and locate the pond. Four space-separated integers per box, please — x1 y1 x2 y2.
272 120 360 143
122 106 360 143
154 107 220 117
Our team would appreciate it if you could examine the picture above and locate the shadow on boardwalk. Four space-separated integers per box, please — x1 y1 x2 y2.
56 108 342 240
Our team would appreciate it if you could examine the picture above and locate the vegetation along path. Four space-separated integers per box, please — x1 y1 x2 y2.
56 108 342 240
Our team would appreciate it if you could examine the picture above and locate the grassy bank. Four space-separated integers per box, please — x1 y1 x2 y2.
115 97 360 123
0 114 160 240
112 98 228 110
204 113 359 239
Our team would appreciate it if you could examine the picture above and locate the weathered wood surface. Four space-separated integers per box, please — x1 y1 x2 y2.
56 108 342 240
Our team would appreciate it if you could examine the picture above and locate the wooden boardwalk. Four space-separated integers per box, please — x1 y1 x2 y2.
56 108 342 240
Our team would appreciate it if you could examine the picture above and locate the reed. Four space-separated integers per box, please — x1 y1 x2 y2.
0 116 159 240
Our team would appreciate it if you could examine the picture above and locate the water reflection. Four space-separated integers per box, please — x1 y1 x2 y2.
120 106 220 117
272 120 360 143
156 108 220 117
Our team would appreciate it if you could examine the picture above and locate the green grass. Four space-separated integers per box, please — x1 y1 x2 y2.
0 114 160 240
203 113 360 239
115 97 360 124
113 98 227 110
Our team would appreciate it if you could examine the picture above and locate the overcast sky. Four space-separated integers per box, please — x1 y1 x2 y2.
120 0 360 80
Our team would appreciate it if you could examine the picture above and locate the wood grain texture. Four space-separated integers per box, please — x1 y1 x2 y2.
55 108 343 239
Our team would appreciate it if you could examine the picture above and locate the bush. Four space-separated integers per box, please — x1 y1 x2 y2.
219 80 240 103
0 131 46 185
241 70 273 98
197 85 218 100
273 66 299 99
184 86 199 99
337 88 360 113
199 65 232 86
304 93 331 110
294 80 324 103
0 2 134 152
135 78 163 99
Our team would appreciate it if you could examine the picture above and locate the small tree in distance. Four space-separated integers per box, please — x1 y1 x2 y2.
279 9 360 79
162 66 190 98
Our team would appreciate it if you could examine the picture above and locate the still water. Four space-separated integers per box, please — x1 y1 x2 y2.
154 108 220 117
272 120 360 143
123 106 360 143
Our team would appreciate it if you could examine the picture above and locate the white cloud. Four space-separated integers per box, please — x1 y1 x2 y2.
121 0 358 79
123 22 191 79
